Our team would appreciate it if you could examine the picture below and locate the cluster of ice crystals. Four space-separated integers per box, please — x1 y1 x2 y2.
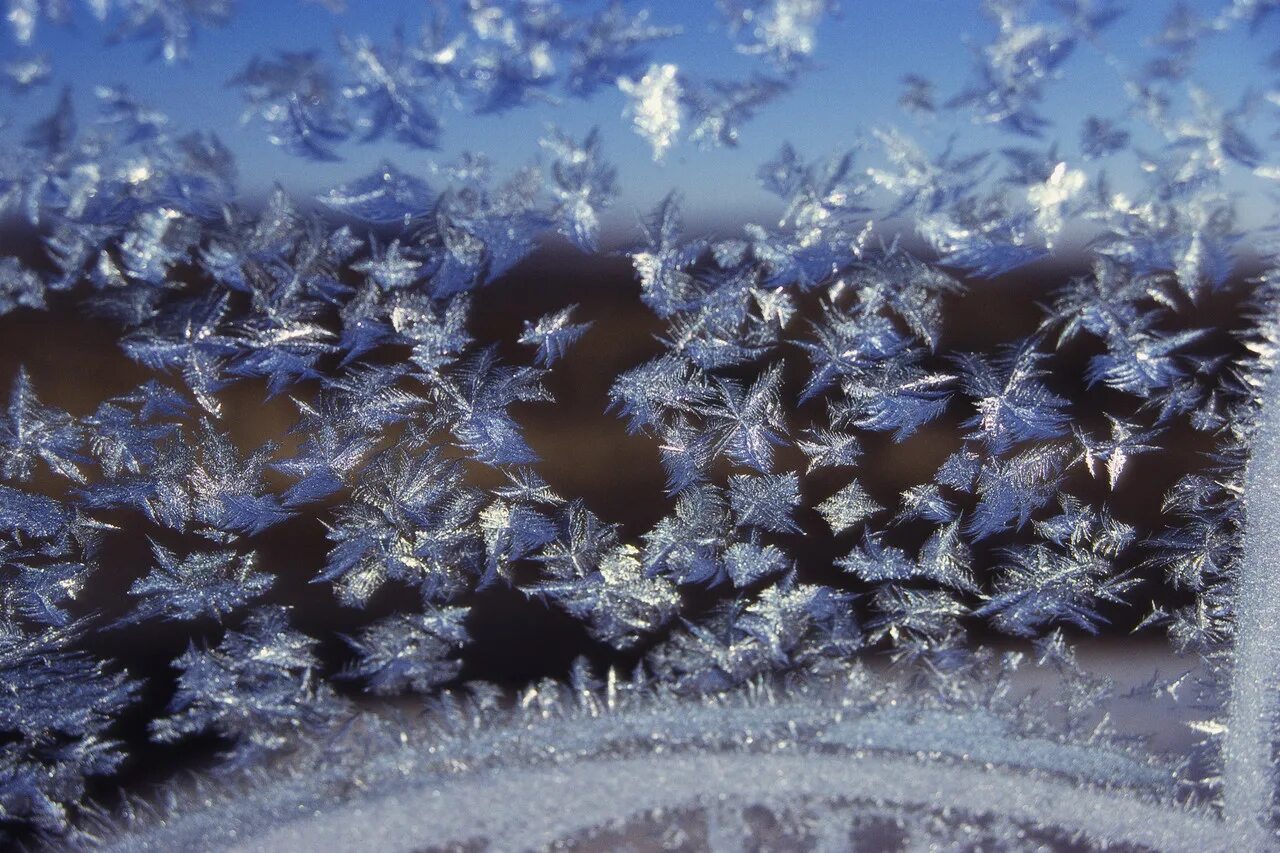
6 0 235 62
0 0 1278 849
718 0 835 68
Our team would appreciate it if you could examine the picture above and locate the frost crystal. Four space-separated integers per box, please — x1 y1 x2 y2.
320 448 482 606
719 0 834 68
531 516 680 648
152 606 350 768
817 479 882 535
121 543 272 624
0 368 85 483
519 304 592 366
342 609 469 695
0 624 137 835
728 471 801 532
618 63 682 160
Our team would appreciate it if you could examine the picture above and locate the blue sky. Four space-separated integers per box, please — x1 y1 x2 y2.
0 1 1274 236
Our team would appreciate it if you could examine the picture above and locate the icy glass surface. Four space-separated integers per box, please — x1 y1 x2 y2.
0 1 1279 850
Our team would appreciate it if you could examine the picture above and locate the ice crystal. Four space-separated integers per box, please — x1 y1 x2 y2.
1081 115 1130 159
718 0 834 68
727 471 801 533
317 162 435 225
830 351 954 440
529 503 679 648
1077 416 1162 489
540 127 617 251
956 340 1072 454
152 606 350 768
120 542 272 624
339 33 441 150
816 478 882 535
684 74 789 149
0 368 85 483
319 448 482 607
230 51 349 161
837 531 916 583
3 53 49 91
967 441 1074 539
796 427 863 472
0 487 105 627
342 608 469 695
0 624 138 836
641 484 733 586
949 0 1079 136
723 539 790 587
978 540 1137 636
6 0 234 62
519 304 592 366
618 62 682 161
650 581 859 691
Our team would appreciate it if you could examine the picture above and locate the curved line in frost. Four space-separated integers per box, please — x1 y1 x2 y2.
226 752 1223 853
93 693 1214 851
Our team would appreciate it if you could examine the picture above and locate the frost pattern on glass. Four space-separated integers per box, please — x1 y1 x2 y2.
0 0 1278 850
